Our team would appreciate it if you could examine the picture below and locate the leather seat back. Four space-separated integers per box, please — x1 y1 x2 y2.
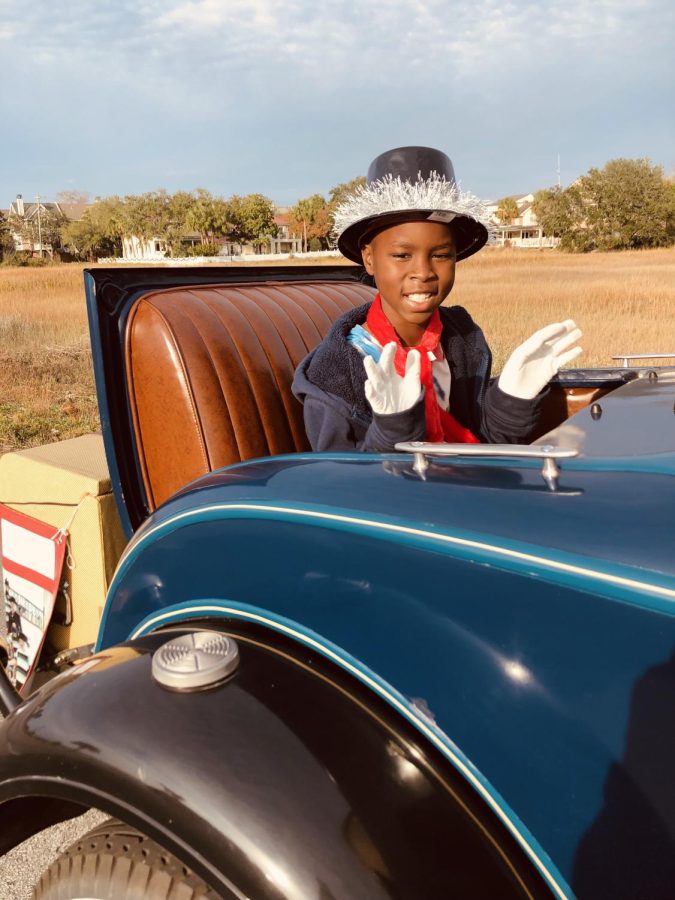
125 279 374 509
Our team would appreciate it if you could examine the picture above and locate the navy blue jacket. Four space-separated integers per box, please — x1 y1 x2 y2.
292 302 544 452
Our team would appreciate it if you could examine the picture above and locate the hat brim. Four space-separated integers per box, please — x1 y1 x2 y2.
337 210 488 264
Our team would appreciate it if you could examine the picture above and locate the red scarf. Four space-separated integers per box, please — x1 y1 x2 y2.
366 295 479 444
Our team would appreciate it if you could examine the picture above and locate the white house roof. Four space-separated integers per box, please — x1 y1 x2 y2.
10 200 59 217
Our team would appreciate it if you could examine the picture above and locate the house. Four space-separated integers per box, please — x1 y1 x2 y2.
120 207 302 261
121 233 226 261
121 235 169 261
269 209 302 255
485 193 560 248
6 194 89 257
56 202 90 224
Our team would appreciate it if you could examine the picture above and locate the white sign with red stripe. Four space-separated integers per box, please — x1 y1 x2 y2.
0 504 66 691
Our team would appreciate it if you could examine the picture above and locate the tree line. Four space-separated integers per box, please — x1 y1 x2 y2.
497 159 675 252
283 177 366 252
1 159 673 262
2 190 280 261
0 177 366 262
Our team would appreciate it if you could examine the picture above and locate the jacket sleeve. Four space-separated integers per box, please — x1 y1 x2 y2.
441 306 547 445
480 381 547 444
303 394 427 453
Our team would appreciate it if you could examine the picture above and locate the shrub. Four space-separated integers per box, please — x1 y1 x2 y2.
0 252 49 268
534 159 675 253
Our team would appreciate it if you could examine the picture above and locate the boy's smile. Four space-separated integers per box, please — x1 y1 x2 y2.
361 220 457 347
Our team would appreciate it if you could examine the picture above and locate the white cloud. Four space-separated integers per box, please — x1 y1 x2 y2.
0 0 672 201
158 0 279 29
2 0 671 90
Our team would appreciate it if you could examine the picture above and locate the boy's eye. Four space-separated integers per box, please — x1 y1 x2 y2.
389 251 454 260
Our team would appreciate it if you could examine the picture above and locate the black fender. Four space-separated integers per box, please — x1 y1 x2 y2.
0 625 551 899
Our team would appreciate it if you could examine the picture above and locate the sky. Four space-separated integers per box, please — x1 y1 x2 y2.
1 0 673 207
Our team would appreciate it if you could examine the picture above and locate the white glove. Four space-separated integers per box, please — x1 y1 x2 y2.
364 342 423 415
498 320 583 400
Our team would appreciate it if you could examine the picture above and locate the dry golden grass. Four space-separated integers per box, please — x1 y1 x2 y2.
452 246 675 370
0 265 96 450
0 247 673 451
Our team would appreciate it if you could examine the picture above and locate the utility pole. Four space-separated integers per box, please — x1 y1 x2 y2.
556 155 561 189
303 219 307 254
35 194 43 258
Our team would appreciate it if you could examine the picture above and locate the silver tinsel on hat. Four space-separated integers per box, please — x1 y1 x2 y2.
332 172 494 242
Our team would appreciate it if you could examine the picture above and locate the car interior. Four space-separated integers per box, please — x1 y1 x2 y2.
123 279 634 511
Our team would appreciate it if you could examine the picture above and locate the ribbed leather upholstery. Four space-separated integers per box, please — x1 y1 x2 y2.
125 280 375 509
532 384 616 440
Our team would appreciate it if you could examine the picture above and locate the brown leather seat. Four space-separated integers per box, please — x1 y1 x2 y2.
532 383 616 440
125 279 375 509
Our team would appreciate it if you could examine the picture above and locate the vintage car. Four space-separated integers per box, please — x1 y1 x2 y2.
0 264 674 899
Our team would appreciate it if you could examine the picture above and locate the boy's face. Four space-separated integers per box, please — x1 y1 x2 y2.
361 221 456 344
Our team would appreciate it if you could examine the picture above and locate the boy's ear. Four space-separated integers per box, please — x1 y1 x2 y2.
361 242 374 275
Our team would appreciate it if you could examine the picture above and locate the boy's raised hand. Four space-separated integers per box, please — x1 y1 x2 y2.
498 320 583 400
364 342 423 415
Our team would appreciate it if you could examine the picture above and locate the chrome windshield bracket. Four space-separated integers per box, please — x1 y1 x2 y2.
541 455 561 492
395 442 579 491
412 450 429 480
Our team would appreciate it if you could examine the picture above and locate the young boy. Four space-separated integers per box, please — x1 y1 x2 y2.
292 146 582 452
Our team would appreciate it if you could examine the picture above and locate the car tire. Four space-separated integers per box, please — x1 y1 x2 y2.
33 817 220 899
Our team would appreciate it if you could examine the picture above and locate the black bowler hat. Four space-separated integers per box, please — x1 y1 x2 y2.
334 146 491 264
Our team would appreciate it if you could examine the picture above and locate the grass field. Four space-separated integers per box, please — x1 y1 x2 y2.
455 246 675 370
0 247 673 452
